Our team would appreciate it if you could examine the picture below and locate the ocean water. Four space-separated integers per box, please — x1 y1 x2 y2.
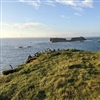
0 37 100 75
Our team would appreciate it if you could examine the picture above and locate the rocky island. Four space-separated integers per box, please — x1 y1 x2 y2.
50 38 67 42
50 36 86 42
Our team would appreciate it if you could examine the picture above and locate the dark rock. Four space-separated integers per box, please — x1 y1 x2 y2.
50 38 67 42
70 36 86 42
19 46 23 48
50 36 86 42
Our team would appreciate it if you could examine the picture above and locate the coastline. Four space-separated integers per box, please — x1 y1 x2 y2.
0 49 100 99
0 37 100 75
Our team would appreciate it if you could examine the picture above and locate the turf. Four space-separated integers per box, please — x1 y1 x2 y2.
0 49 100 100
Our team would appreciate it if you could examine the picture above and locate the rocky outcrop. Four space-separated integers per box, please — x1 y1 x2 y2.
50 38 67 42
50 37 86 42
70 37 86 41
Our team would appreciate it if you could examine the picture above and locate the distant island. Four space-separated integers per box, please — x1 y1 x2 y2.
50 36 86 42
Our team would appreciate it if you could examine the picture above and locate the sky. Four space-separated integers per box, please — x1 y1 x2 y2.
0 0 100 38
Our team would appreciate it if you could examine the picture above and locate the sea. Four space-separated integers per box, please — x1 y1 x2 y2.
0 37 100 75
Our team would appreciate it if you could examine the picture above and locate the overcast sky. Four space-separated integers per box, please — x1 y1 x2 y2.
1 0 100 38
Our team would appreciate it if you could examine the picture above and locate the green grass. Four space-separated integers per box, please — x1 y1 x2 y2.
0 49 100 100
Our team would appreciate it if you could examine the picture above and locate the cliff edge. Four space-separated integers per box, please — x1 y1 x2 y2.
0 49 100 100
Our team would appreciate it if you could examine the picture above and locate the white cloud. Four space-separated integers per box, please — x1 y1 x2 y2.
1 22 54 37
61 15 70 19
45 0 55 7
73 6 84 12
74 12 82 16
2 22 49 30
19 0 41 9
56 0 76 6
55 0 93 8
19 0 93 10
82 0 93 8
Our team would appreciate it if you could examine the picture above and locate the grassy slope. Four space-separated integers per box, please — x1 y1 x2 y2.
0 49 100 100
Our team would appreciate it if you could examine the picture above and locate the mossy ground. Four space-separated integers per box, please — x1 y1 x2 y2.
0 49 100 100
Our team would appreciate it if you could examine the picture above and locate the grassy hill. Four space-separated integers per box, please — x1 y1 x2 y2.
0 49 100 100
